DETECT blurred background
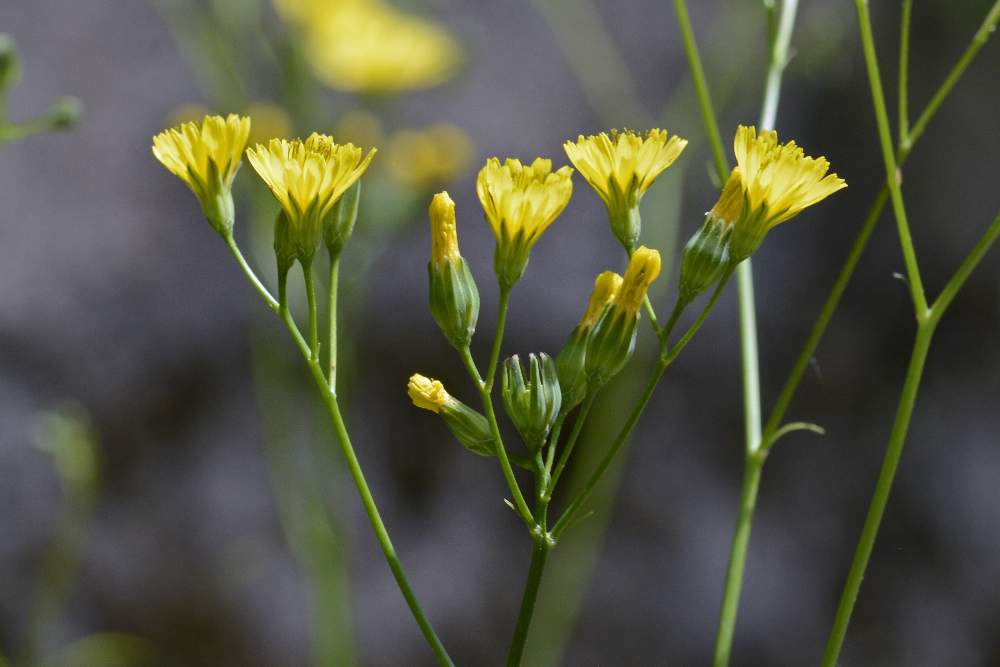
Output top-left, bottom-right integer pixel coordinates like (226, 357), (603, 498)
(1, 0), (999, 665)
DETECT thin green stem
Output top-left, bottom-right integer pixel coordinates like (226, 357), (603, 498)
(855, 0), (928, 317)
(642, 295), (661, 335)
(303, 261), (319, 360)
(898, 0), (912, 144)
(543, 413), (566, 480)
(664, 270), (734, 364)
(658, 297), (688, 353)
(327, 255), (340, 390)
(549, 393), (597, 494)
(486, 288), (512, 390)
(459, 345), (535, 527)
(712, 453), (764, 667)
(225, 235), (280, 312)
(672, 0), (729, 182)
(736, 260), (763, 455)
(506, 539), (552, 667)
(821, 324), (935, 667)
(931, 210), (1000, 320)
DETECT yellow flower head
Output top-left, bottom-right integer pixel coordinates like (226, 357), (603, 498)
(476, 157), (574, 287)
(387, 124), (474, 189)
(710, 169), (746, 226)
(612, 246), (662, 318)
(152, 113), (250, 235)
(246, 133), (376, 262)
(279, 0), (461, 93)
(564, 129), (688, 248)
(246, 102), (293, 145)
(580, 271), (623, 329)
(429, 191), (460, 266)
(407, 373), (454, 413)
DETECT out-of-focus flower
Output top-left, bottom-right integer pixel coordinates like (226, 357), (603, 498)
(0, 33), (23, 91)
(246, 102), (293, 145)
(727, 125), (846, 260)
(476, 157), (574, 288)
(564, 129), (688, 250)
(246, 133), (375, 263)
(334, 110), (385, 152)
(152, 114), (250, 236)
(387, 124), (474, 189)
(276, 0), (461, 93)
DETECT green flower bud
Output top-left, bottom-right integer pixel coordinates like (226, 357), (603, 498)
(408, 374), (494, 457)
(427, 192), (480, 349)
(47, 96), (83, 130)
(678, 214), (731, 303)
(502, 353), (562, 450)
(0, 34), (21, 92)
(324, 179), (361, 258)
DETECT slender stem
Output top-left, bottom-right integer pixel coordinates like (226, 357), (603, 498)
(657, 297), (688, 356)
(672, 0), (729, 182)
(226, 236), (453, 665)
(898, 0), (912, 144)
(459, 345), (535, 527)
(506, 539), (552, 667)
(549, 393), (597, 494)
(821, 324), (935, 667)
(303, 261), (320, 360)
(327, 254), (340, 390)
(930, 210), (1000, 321)
(735, 260), (763, 455)
(486, 288), (511, 390)
(712, 453), (764, 667)
(664, 270), (734, 363)
(642, 295), (662, 335)
(855, 0), (928, 317)
(543, 413), (566, 479)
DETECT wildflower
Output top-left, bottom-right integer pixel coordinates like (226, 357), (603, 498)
(246, 133), (375, 264)
(556, 272), (623, 409)
(677, 170), (741, 302)
(152, 114), (251, 237)
(564, 129), (688, 250)
(476, 157), (574, 289)
(727, 125), (846, 260)
(0, 34), (21, 91)
(427, 192), (480, 349)
(245, 102), (293, 145)
(502, 353), (562, 450)
(408, 374), (493, 456)
(585, 247), (661, 386)
(387, 124), (474, 189)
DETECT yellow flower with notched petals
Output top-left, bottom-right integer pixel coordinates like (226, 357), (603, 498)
(407, 374), (454, 413)
(727, 125), (846, 260)
(246, 133), (376, 263)
(476, 157), (574, 288)
(152, 114), (250, 236)
(564, 129), (687, 249)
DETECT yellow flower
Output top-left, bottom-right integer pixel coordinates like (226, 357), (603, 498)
(429, 191), (460, 267)
(476, 157), (574, 288)
(612, 246), (662, 318)
(564, 129), (688, 249)
(728, 125), (846, 259)
(245, 102), (293, 145)
(387, 124), (474, 189)
(407, 373), (454, 413)
(152, 113), (250, 236)
(580, 271), (623, 329)
(427, 191), (480, 348)
(278, 0), (461, 93)
(246, 133), (376, 262)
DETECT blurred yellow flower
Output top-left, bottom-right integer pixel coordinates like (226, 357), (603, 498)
(612, 246), (661, 318)
(564, 129), (688, 249)
(387, 124), (474, 189)
(245, 102), (293, 145)
(152, 113), (250, 236)
(408, 373), (453, 413)
(334, 110), (385, 152)
(276, 0), (461, 93)
(246, 133), (376, 261)
(476, 157), (574, 287)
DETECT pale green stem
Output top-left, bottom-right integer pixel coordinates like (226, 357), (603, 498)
(543, 414), (566, 481)
(303, 261), (320, 360)
(327, 254), (340, 390)
(549, 393), (597, 494)
(898, 0), (912, 144)
(931, 210), (1000, 320)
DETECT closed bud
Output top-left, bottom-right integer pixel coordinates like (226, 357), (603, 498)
(556, 271), (622, 409)
(502, 353), (562, 450)
(678, 214), (731, 302)
(427, 192), (480, 349)
(324, 179), (361, 258)
(407, 374), (494, 457)
(0, 34), (21, 91)
(47, 96), (83, 130)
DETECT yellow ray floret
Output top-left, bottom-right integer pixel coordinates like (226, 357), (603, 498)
(152, 113), (250, 203)
(429, 191), (460, 266)
(564, 129), (687, 207)
(733, 125), (846, 227)
(408, 374), (454, 413)
(580, 271), (623, 329)
(476, 157), (574, 247)
(613, 247), (662, 318)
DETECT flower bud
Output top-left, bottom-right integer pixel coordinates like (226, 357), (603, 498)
(408, 374), (494, 456)
(0, 34), (21, 91)
(502, 353), (562, 450)
(47, 96), (83, 130)
(324, 179), (361, 258)
(585, 247), (660, 386)
(556, 271), (622, 410)
(427, 192), (480, 349)
(678, 214), (731, 302)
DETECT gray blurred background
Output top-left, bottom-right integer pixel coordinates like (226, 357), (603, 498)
(2, 0), (999, 665)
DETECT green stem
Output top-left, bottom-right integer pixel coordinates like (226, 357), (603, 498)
(656, 297), (688, 356)
(327, 255), (340, 389)
(549, 393), (597, 494)
(711, 453), (764, 667)
(225, 235), (280, 312)
(486, 288), (512, 389)
(664, 270), (733, 363)
(506, 539), (552, 667)
(930, 210), (1000, 321)
(898, 0), (912, 144)
(855, 0), (927, 317)
(735, 260), (763, 455)
(820, 324), (934, 667)
(303, 261), (319, 360)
